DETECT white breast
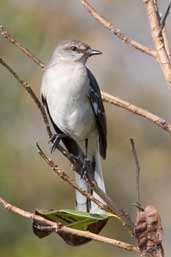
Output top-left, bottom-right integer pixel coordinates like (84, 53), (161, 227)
(41, 61), (96, 141)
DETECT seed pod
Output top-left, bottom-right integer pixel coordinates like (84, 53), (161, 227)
(134, 205), (163, 255)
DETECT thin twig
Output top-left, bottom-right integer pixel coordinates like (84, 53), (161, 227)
(36, 143), (134, 232)
(102, 91), (171, 134)
(86, 177), (133, 231)
(36, 143), (111, 214)
(80, 0), (156, 57)
(0, 25), (45, 69)
(156, 0), (171, 76)
(130, 139), (141, 206)
(157, 1), (171, 60)
(0, 57), (52, 138)
(143, 0), (171, 91)
(0, 197), (139, 253)
(162, 28), (171, 61)
(0, 57), (134, 231)
(154, 0), (171, 61)
(130, 138), (164, 257)
(159, 2), (171, 35)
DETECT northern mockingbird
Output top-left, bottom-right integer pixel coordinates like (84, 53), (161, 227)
(41, 40), (107, 214)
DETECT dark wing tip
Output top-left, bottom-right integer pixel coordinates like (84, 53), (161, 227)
(100, 143), (107, 159)
(87, 69), (107, 159)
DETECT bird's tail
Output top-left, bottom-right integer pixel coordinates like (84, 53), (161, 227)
(75, 152), (106, 214)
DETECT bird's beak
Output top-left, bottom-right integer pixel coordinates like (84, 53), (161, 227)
(87, 48), (102, 56)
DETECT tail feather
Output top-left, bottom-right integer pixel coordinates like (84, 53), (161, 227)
(75, 152), (106, 214)
(91, 152), (106, 214)
(75, 172), (91, 212)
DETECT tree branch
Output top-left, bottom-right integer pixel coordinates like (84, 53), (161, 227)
(80, 0), (156, 57)
(37, 143), (113, 214)
(130, 139), (141, 206)
(1, 56), (170, 234)
(102, 91), (171, 134)
(0, 57), (52, 138)
(0, 197), (139, 253)
(159, 2), (171, 35)
(0, 25), (45, 69)
(143, 0), (171, 90)
(156, 0), (171, 62)
(0, 57), (134, 232)
(36, 143), (134, 232)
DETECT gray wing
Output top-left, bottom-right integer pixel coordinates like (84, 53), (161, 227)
(87, 69), (107, 159)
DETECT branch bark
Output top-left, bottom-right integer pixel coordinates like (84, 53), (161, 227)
(102, 91), (171, 133)
(80, 0), (156, 57)
(143, 0), (171, 90)
(37, 143), (134, 232)
(0, 58), (52, 138)
(0, 197), (139, 253)
(0, 25), (44, 69)
(0, 58), (134, 232)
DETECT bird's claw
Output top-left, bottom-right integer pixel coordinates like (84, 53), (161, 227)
(49, 133), (67, 153)
(81, 159), (91, 179)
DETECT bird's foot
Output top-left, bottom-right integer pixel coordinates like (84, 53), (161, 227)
(49, 133), (67, 153)
(81, 158), (91, 179)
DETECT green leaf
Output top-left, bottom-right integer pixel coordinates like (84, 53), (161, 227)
(35, 209), (115, 230)
(32, 209), (119, 245)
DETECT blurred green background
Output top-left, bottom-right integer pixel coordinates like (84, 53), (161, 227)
(1, 0), (171, 256)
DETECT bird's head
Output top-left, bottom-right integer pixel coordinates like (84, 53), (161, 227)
(52, 40), (102, 64)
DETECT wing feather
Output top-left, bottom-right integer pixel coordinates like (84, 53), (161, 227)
(87, 69), (107, 159)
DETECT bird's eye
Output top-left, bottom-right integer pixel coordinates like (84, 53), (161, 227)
(71, 46), (77, 51)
